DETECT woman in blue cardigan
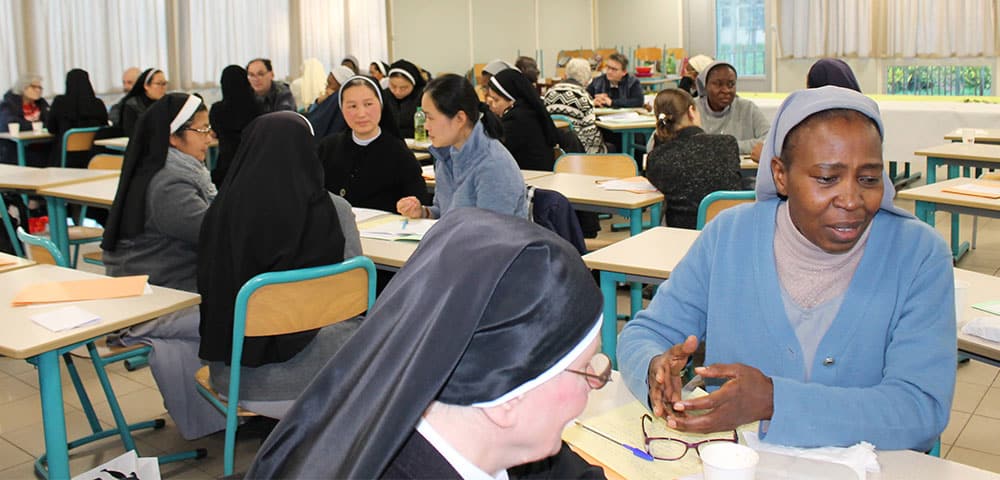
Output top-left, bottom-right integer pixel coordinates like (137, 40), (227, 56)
(397, 74), (527, 220)
(618, 86), (955, 452)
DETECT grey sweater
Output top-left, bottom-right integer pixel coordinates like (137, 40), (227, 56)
(697, 96), (770, 155)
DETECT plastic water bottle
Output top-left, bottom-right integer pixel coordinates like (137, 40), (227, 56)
(414, 107), (427, 143)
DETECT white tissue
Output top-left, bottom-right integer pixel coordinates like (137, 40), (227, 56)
(962, 316), (1000, 342)
(742, 431), (879, 480)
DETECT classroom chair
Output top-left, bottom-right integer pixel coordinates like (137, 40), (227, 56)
(554, 153), (637, 178)
(15, 227), (205, 478)
(58, 127), (101, 168)
(195, 256), (377, 476)
(696, 190), (756, 230)
(550, 114), (575, 133)
(70, 154), (124, 267)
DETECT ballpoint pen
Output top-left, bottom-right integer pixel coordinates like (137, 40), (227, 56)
(401, 218), (408, 230)
(574, 421), (654, 461)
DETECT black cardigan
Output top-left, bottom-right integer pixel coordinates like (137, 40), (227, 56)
(501, 104), (555, 171)
(318, 131), (428, 212)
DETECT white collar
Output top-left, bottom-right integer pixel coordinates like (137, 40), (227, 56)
(352, 127), (381, 146)
(416, 418), (509, 480)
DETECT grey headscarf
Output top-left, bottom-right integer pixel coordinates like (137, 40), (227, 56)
(484, 59), (514, 76)
(754, 86), (911, 218)
(695, 60), (735, 99)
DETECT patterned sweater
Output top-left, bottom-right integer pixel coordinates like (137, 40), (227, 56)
(544, 82), (607, 154)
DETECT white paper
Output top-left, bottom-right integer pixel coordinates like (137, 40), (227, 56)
(30, 306), (100, 332)
(72, 450), (161, 480)
(962, 316), (1000, 342)
(948, 182), (1000, 196)
(599, 111), (643, 122)
(421, 165), (435, 178)
(405, 138), (431, 149)
(351, 207), (392, 224)
(360, 218), (436, 241)
(742, 432), (879, 480)
(598, 179), (658, 192)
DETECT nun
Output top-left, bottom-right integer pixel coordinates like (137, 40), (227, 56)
(677, 54), (713, 97)
(46, 69), (108, 168)
(101, 93), (225, 439)
(695, 61), (769, 160)
(386, 59), (427, 138)
(318, 75), (427, 212)
(209, 65), (264, 187)
(485, 69), (560, 171)
(369, 60), (391, 89)
(807, 58), (862, 92)
(305, 65), (356, 139)
(619, 86), (955, 451)
(341, 55), (361, 75)
(119, 68), (169, 137)
(247, 208), (608, 479)
(198, 111), (362, 419)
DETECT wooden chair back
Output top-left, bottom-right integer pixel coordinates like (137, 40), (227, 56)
(634, 47), (663, 63)
(554, 154), (638, 178)
(65, 129), (98, 152)
(696, 191), (755, 230)
(88, 154), (124, 171)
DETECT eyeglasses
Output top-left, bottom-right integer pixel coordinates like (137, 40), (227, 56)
(185, 126), (213, 135)
(641, 414), (737, 460)
(28, 84), (43, 91)
(565, 352), (612, 389)
(151, 81), (168, 87)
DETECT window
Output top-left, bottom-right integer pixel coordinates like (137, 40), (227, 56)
(715, 0), (765, 77)
(885, 65), (992, 96)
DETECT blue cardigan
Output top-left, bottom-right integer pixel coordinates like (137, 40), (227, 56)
(428, 121), (528, 219)
(618, 198), (955, 452)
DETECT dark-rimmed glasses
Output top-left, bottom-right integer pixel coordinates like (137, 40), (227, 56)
(565, 352), (612, 389)
(641, 413), (737, 461)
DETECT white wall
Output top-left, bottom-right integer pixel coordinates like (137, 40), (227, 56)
(595, 0), (682, 54)
(537, 0), (593, 79)
(389, 0), (471, 76)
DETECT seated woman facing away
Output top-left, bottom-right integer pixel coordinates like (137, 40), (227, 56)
(695, 61), (769, 160)
(645, 88), (741, 229)
(101, 93), (225, 439)
(397, 74), (527, 220)
(248, 208), (608, 479)
(319, 75), (427, 213)
(807, 58), (862, 92)
(209, 65), (264, 187)
(619, 86), (955, 452)
(486, 68), (560, 171)
(198, 111), (362, 419)
(544, 57), (606, 154)
(46, 69), (108, 168)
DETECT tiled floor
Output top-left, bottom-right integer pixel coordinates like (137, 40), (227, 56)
(2, 194), (1000, 478)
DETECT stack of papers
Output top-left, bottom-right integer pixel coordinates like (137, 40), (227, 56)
(360, 218), (436, 242)
(352, 207), (393, 224)
(421, 165), (435, 180)
(941, 181), (1000, 199)
(11, 275), (149, 306)
(31, 306), (100, 332)
(973, 300), (1000, 315)
(599, 111), (645, 123)
(596, 176), (659, 193)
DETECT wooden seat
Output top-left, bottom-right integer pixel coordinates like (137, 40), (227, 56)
(82, 250), (103, 266)
(88, 154), (124, 171)
(194, 367), (259, 417)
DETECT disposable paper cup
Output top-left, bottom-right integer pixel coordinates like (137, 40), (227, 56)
(955, 279), (971, 326)
(962, 128), (976, 144)
(7, 122), (19, 134)
(700, 443), (758, 480)
(31, 121), (43, 133)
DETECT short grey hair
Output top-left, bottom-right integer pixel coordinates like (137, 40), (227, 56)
(13, 74), (42, 93)
(565, 58), (592, 86)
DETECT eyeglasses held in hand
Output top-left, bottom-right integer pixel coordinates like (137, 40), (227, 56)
(641, 413), (737, 461)
(565, 352), (613, 389)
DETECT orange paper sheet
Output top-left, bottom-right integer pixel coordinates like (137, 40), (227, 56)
(12, 275), (149, 306)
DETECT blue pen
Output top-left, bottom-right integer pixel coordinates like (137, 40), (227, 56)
(574, 421), (654, 462)
(401, 218), (408, 230)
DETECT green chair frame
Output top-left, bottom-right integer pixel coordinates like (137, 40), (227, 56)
(196, 256), (377, 476)
(550, 114), (576, 133)
(696, 190), (756, 230)
(16, 228), (205, 478)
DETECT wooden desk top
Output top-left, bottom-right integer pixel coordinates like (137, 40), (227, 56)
(0, 253), (35, 273)
(944, 128), (1000, 143)
(414, 152), (431, 162)
(595, 118), (657, 131)
(0, 264), (199, 359)
(37, 176), (120, 206)
(582, 227), (699, 278)
(526, 173), (663, 209)
(0, 131), (54, 141)
(0, 167), (119, 191)
(594, 107), (648, 116)
(896, 178), (1000, 212)
(360, 237), (418, 269)
(956, 268), (1000, 365)
(740, 157), (759, 170)
(914, 143), (1000, 162)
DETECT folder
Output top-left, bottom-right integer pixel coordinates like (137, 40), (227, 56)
(12, 275), (149, 306)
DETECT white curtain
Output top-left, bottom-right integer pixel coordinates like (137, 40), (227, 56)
(777, 0), (873, 58)
(186, 0), (291, 87)
(10, 0), (168, 95)
(0, 0), (23, 91)
(298, 0), (346, 73)
(877, 0), (996, 57)
(345, 0), (389, 69)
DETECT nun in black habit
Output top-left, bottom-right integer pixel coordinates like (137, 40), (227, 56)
(198, 111), (362, 418)
(318, 75), (427, 213)
(487, 69), (560, 171)
(247, 208), (608, 479)
(806, 58), (862, 92)
(46, 69), (108, 168)
(209, 65), (264, 187)
(386, 59), (427, 138)
(118, 68), (168, 137)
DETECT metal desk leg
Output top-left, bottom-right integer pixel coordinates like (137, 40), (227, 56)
(926, 158), (938, 184)
(621, 131), (636, 158)
(599, 270), (623, 368)
(629, 208), (642, 236)
(15, 139), (26, 166)
(36, 351), (70, 479)
(630, 282), (642, 319)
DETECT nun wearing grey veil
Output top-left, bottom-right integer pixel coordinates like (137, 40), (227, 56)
(619, 86), (955, 452)
(247, 208), (607, 479)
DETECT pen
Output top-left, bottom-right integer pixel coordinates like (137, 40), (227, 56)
(401, 219), (408, 230)
(574, 421), (654, 462)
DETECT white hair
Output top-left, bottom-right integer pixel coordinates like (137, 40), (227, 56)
(565, 58), (592, 86)
(13, 74), (41, 93)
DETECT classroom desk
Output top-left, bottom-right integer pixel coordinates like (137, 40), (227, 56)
(0, 252), (35, 272)
(944, 128), (1000, 145)
(36, 176), (120, 263)
(896, 177), (1000, 261)
(571, 371), (1000, 480)
(915, 143), (1000, 184)
(0, 264), (200, 479)
(95, 136), (220, 170)
(581, 227), (700, 363)
(0, 130), (54, 166)
(636, 74), (680, 93)
(956, 268), (1000, 368)
(595, 118), (656, 159)
(421, 166), (552, 190)
(740, 156), (759, 176)
(526, 173), (663, 236)
(359, 237), (417, 272)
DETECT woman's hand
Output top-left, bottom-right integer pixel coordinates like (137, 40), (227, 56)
(396, 196), (424, 218)
(648, 335), (699, 419)
(667, 363), (774, 433)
